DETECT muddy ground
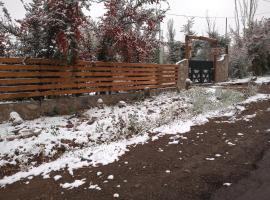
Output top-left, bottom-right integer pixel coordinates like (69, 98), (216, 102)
(0, 85), (270, 200)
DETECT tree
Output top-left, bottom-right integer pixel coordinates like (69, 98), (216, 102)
(97, 0), (168, 63)
(229, 0), (260, 78)
(246, 18), (270, 75)
(0, 0), (90, 63)
(181, 17), (196, 36)
(166, 19), (181, 63)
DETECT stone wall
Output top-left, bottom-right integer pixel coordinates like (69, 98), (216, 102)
(176, 59), (189, 90)
(0, 88), (176, 123)
(215, 54), (229, 82)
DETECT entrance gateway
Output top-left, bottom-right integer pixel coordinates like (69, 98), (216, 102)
(185, 35), (218, 84)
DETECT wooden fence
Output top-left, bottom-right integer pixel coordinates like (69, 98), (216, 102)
(0, 57), (178, 100)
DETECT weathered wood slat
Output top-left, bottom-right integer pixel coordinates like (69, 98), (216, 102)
(0, 65), (161, 72)
(0, 85), (159, 100)
(0, 77), (158, 85)
(0, 81), (158, 92)
(0, 71), (158, 78)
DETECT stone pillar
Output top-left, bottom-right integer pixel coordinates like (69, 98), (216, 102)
(215, 54), (229, 82)
(176, 59), (189, 91)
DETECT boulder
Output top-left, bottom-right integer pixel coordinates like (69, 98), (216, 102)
(87, 117), (98, 125)
(9, 112), (23, 126)
(185, 78), (193, 90)
(118, 101), (127, 108)
(97, 98), (104, 109)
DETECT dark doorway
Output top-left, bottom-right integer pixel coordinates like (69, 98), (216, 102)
(189, 60), (214, 83)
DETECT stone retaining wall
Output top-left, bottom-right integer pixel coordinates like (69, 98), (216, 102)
(0, 88), (176, 123)
(215, 54), (229, 82)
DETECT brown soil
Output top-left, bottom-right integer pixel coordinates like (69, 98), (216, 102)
(0, 85), (270, 200)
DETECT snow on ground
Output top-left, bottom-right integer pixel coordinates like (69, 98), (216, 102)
(217, 76), (270, 86)
(60, 179), (86, 189)
(0, 86), (270, 188)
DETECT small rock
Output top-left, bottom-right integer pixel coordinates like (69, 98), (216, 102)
(172, 97), (180, 102)
(12, 127), (23, 135)
(185, 78), (193, 90)
(97, 98), (104, 109)
(9, 112), (23, 126)
(66, 123), (74, 129)
(118, 101), (127, 108)
(147, 109), (155, 115)
(87, 117), (97, 125)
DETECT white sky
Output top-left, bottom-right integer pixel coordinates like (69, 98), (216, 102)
(1, 0), (270, 41)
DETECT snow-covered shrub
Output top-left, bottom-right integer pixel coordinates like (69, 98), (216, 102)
(229, 45), (251, 78)
(216, 89), (245, 107)
(246, 18), (270, 75)
(185, 87), (216, 114)
(50, 125), (60, 136)
(245, 82), (259, 97)
(187, 87), (244, 114)
(111, 113), (148, 140)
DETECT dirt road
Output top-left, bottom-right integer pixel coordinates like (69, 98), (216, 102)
(0, 85), (270, 200)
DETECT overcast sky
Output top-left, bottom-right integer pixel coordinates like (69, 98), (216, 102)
(1, 0), (270, 41)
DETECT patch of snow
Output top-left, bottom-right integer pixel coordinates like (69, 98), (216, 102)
(54, 175), (62, 181)
(43, 174), (50, 179)
(60, 179), (86, 189)
(237, 133), (244, 136)
(215, 154), (222, 157)
(89, 183), (101, 190)
(169, 140), (179, 145)
(97, 171), (102, 176)
(223, 183), (232, 187)
(217, 76), (270, 86)
(165, 170), (171, 174)
(107, 175), (114, 180)
(243, 114), (256, 121)
(151, 136), (159, 141)
(113, 193), (120, 198)
(205, 158), (215, 161)
(227, 142), (236, 146)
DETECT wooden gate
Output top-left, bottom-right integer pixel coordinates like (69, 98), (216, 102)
(189, 60), (214, 83)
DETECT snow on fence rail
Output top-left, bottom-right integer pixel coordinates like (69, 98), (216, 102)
(0, 57), (178, 100)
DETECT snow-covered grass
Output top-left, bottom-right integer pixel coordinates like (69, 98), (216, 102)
(0, 86), (269, 188)
(217, 76), (270, 86)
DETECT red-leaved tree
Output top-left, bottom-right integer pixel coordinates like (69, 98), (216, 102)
(97, 0), (168, 63)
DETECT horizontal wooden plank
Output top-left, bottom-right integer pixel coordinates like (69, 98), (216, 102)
(0, 80), (158, 92)
(0, 65), (160, 72)
(0, 71), (159, 78)
(0, 77), (158, 85)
